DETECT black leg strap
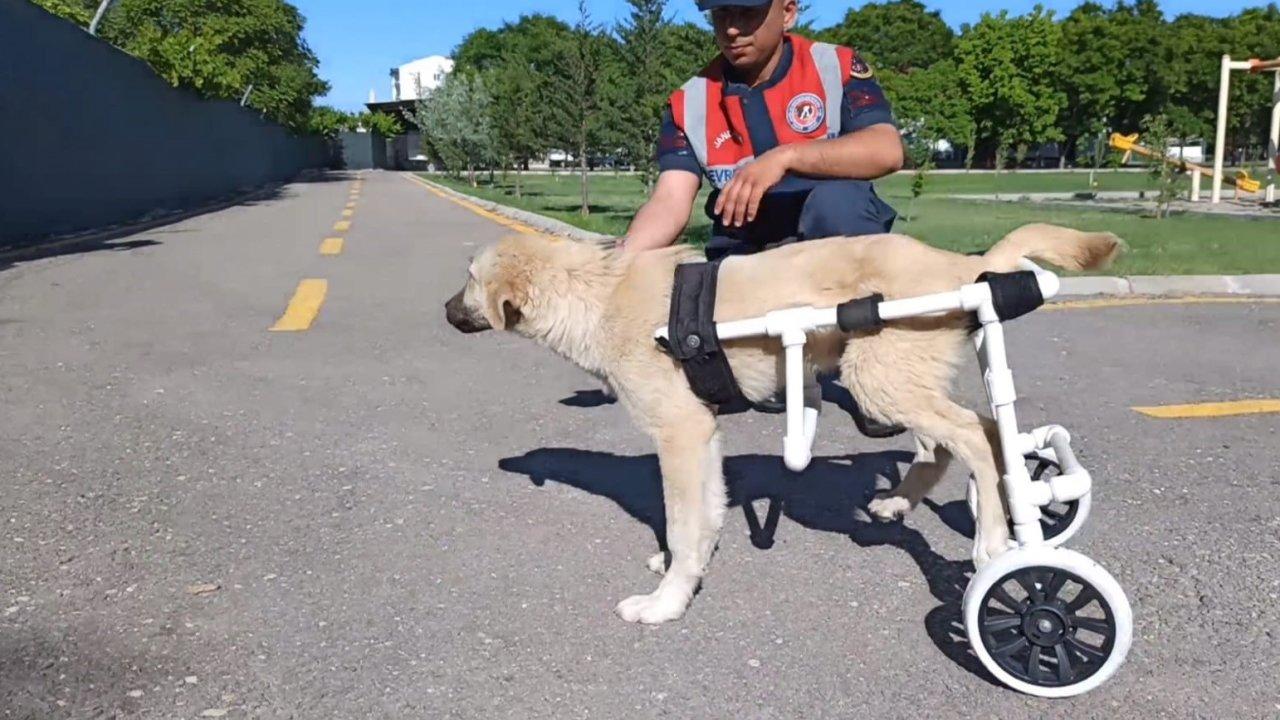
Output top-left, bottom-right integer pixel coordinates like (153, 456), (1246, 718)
(977, 270), (1044, 321)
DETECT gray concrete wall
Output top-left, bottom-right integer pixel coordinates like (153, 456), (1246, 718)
(0, 0), (334, 245)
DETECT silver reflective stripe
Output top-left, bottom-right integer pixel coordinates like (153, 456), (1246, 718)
(811, 42), (843, 138)
(680, 77), (709, 168)
(705, 157), (756, 189)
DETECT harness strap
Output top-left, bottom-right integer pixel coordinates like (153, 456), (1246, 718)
(665, 261), (748, 409)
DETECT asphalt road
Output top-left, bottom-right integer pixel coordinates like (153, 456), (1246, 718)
(1, 171), (1278, 719)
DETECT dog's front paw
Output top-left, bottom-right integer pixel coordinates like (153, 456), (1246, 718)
(868, 495), (912, 522)
(646, 551), (668, 576)
(614, 590), (687, 625)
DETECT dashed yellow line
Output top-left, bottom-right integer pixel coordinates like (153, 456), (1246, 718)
(1133, 399), (1280, 419)
(1046, 296), (1280, 311)
(345, 202), (356, 210)
(269, 279), (328, 332)
(341, 208), (354, 218)
(333, 220), (351, 232)
(319, 238), (344, 256)
(404, 174), (537, 234)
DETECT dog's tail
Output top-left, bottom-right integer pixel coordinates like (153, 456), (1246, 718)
(982, 223), (1124, 273)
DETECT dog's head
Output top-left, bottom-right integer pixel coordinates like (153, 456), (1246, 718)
(444, 239), (529, 334)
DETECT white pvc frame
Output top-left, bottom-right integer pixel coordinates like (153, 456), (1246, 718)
(1212, 55), (1280, 204)
(653, 259), (1092, 547)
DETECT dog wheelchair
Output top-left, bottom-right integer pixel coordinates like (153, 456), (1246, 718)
(654, 260), (1132, 698)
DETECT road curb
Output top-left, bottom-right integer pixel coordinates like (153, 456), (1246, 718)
(411, 173), (1280, 298)
(409, 174), (613, 244)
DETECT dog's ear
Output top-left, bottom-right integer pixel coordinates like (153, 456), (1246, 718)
(480, 275), (524, 331)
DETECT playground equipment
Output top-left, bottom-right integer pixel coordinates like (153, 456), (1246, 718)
(1212, 55), (1280, 204)
(1109, 132), (1261, 201)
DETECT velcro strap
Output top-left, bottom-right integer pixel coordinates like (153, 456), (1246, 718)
(665, 261), (747, 408)
(977, 270), (1044, 322)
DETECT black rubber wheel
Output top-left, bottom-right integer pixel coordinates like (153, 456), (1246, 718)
(1023, 457), (1080, 542)
(976, 565), (1119, 688)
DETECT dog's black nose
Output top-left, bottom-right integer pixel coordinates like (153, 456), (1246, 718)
(444, 290), (490, 333)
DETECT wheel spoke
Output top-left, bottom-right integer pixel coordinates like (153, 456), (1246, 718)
(1071, 616), (1113, 637)
(1066, 636), (1107, 663)
(990, 586), (1025, 612)
(1014, 573), (1044, 603)
(983, 613), (1021, 633)
(1054, 642), (1075, 683)
(993, 635), (1030, 658)
(1044, 571), (1069, 599)
(1067, 586), (1099, 613)
(1027, 646), (1043, 682)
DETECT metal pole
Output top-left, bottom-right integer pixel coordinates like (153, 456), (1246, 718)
(1212, 55), (1231, 204)
(1268, 70), (1279, 204)
(88, 0), (113, 36)
(240, 83), (254, 107)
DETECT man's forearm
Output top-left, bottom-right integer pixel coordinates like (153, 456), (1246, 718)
(777, 124), (904, 181)
(622, 191), (691, 252)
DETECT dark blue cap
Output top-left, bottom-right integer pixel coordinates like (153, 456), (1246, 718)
(696, 0), (771, 9)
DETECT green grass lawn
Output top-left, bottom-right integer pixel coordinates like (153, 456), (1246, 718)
(427, 170), (1280, 276)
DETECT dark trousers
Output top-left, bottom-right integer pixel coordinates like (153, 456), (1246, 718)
(704, 179), (898, 262)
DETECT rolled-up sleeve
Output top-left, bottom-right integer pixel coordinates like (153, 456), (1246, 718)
(840, 76), (897, 134)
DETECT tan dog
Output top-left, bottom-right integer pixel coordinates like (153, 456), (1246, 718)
(445, 224), (1122, 625)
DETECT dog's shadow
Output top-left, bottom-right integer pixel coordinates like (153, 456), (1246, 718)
(498, 448), (993, 684)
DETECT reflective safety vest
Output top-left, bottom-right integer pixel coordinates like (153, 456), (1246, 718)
(669, 34), (868, 190)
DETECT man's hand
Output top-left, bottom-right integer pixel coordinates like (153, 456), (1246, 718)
(620, 170), (701, 253)
(713, 146), (793, 227)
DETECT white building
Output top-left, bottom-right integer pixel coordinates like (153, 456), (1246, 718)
(390, 56), (454, 102)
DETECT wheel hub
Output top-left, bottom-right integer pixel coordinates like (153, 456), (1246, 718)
(1022, 603), (1069, 647)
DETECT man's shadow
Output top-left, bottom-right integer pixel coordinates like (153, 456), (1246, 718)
(498, 447), (994, 684)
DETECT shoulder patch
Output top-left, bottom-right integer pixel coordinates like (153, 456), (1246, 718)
(850, 51), (874, 80)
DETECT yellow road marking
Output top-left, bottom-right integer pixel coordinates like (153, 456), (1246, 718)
(345, 202), (356, 210)
(319, 237), (344, 256)
(1133, 399), (1280, 419)
(1046, 296), (1280, 311)
(404, 174), (537, 234)
(333, 220), (350, 232)
(269, 279), (328, 332)
(342, 209), (354, 218)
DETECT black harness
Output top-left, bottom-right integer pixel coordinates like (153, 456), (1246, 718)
(658, 260), (1043, 411)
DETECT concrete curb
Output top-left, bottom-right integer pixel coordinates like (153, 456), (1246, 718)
(412, 173), (1280, 298)
(410, 174), (613, 244)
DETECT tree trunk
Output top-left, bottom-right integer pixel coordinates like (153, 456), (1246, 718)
(579, 127), (589, 217)
(515, 166), (522, 199)
(468, 162), (476, 188)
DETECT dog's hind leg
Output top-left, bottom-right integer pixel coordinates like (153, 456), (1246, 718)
(841, 329), (1010, 566)
(616, 411), (726, 625)
(868, 435), (954, 521)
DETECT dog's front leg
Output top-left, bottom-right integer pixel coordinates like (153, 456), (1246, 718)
(616, 425), (726, 625)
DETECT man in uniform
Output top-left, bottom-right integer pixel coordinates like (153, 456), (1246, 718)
(617, 0), (906, 435)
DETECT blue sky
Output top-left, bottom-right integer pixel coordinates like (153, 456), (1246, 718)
(295, 0), (1262, 111)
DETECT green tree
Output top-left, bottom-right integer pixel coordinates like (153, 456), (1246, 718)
(818, 0), (955, 72)
(307, 106), (357, 137)
(91, 0), (328, 132)
(30, 0), (97, 25)
(1140, 112), (1180, 218)
(879, 59), (973, 160)
(956, 7), (1066, 167)
(413, 72), (499, 186)
(615, 0), (677, 190)
(555, 0), (612, 215)
(483, 52), (549, 197)
(1056, 2), (1149, 167)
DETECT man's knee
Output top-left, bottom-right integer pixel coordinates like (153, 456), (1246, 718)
(798, 180), (897, 241)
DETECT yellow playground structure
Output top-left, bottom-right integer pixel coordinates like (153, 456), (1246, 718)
(1109, 132), (1262, 199)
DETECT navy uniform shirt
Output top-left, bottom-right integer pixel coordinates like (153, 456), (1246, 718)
(656, 39), (897, 243)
